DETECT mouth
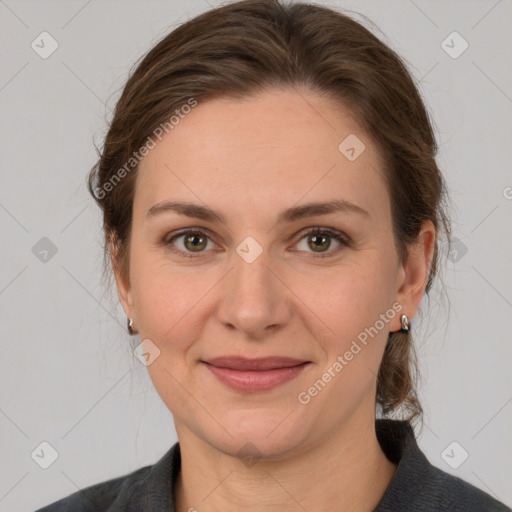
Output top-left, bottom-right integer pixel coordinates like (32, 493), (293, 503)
(201, 356), (311, 392)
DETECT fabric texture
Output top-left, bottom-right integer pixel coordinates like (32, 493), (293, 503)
(35, 419), (510, 511)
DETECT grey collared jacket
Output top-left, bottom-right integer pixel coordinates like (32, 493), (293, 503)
(35, 419), (511, 511)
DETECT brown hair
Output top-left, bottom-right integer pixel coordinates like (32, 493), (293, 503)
(87, 0), (451, 426)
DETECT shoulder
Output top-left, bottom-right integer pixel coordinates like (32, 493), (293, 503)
(375, 419), (510, 512)
(34, 442), (180, 512)
(34, 465), (151, 512)
(424, 464), (511, 512)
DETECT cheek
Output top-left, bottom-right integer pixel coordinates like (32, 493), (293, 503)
(129, 243), (201, 332)
(302, 259), (395, 340)
(297, 269), (394, 416)
(294, 254), (396, 394)
(134, 265), (210, 417)
(134, 272), (206, 343)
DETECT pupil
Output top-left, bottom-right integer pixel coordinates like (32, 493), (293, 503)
(187, 234), (204, 250)
(311, 234), (329, 251)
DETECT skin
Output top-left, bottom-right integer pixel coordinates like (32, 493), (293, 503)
(113, 87), (436, 511)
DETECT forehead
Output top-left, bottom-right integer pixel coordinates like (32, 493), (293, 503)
(134, 88), (388, 222)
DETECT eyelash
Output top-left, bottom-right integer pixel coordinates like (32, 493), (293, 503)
(163, 227), (350, 260)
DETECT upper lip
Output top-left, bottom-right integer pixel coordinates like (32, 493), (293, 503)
(202, 356), (309, 371)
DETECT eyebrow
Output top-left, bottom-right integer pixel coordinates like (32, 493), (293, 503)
(146, 199), (370, 225)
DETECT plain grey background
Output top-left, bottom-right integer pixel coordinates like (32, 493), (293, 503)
(0, 0), (511, 510)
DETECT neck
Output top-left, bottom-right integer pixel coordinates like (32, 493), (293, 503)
(174, 409), (397, 512)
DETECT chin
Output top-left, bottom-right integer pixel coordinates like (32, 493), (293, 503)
(214, 432), (305, 463)
(198, 408), (316, 463)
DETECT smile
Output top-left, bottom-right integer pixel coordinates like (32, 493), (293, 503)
(201, 359), (311, 392)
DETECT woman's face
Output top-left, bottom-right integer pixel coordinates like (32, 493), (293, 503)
(115, 87), (432, 459)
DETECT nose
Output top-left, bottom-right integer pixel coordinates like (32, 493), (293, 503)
(216, 247), (292, 339)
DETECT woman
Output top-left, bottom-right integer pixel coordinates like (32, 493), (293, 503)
(36, 0), (510, 510)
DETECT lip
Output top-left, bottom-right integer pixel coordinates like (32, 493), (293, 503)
(201, 356), (311, 392)
(203, 356), (308, 371)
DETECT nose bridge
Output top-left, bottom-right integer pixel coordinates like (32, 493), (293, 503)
(217, 242), (289, 336)
(233, 246), (273, 298)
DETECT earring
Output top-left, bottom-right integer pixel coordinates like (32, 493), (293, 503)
(127, 317), (136, 335)
(400, 314), (410, 333)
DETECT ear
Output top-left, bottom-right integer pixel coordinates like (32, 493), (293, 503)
(110, 237), (135, 320)
(393, 220), (436, 330)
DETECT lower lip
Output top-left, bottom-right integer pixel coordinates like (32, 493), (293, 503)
(202, 362), (310, 392)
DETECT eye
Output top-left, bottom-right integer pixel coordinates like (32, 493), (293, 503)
(163, 227), (350, 259)
(164, 229), (216, 258)
(294, 227), (350, 259)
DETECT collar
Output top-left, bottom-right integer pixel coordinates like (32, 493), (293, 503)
(139, 419), (430, 511)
